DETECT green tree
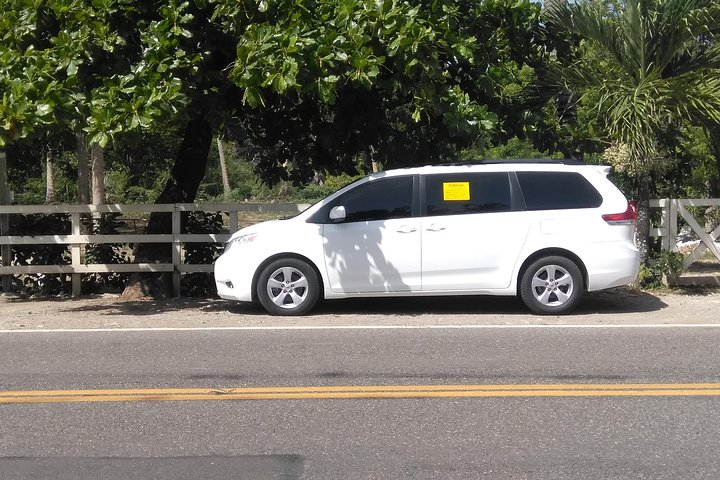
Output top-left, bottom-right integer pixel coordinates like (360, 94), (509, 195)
(0, 0), (198, 210)
(545, 0), (720, 262)
(1, 0), (195, 143)
(2, 0), (547, 297)
(129, 0), (546, 296)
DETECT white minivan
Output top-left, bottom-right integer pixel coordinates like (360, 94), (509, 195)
(214, 161), (640, 315)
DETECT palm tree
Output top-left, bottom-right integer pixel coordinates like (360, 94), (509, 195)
(545, 0), (720, 262)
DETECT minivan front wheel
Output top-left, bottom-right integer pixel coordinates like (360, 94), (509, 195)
(520, 256), (583, 315)
(256, 258), (320, 315)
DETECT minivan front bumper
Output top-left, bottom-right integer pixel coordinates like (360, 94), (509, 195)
(214, 250), (255, 302)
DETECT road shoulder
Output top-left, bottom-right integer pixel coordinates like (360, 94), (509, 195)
(1, 288), (719, 330)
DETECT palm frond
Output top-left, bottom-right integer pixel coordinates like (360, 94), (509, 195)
(545, 0), (720, 172)
(596, 78), (668, 158)
(544, 1), (630, 76)
(666, 71), (720, 123)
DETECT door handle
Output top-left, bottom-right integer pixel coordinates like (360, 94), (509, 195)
(396, 226), (417, 234)
(426, 224), (446, 232)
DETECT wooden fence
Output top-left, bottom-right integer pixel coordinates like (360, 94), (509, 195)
(650, 198), (720, 270)
(2, 198), (719, 297)
(0, 203), (309, 297)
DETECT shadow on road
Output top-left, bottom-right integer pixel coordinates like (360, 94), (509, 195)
(37, 287), (670, 317)
(302, 288), (668, 316)
(0, 456), (304, 480)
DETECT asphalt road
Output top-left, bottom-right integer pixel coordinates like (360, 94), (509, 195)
(2, 325), (720, 479)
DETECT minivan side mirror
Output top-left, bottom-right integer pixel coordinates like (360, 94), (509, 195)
(329, 205), (346, 223)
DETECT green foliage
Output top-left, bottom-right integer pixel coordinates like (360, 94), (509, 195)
(82, 214), (130, 294)
(676, 126), (719, 198)
(103, 123), (179, 202)
(206, 0), (546, 183)
(3, 0), (549, 187)
(8, 214), (71, 296)
(225, 0), (481, 109)
(197, 140), (365, 203)
(322, 172), (364, 191)
(545, 0), (720, 174)
(293, 173), (364, 202)
(478, 136), (562, 160)
(638, 250), (685, 288)
(197, 151), (287, 202)
(0, 0), (196, 148)
(181, 211), (224, 297)
(12, 174), (75, 205)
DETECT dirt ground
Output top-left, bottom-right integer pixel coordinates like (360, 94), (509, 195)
(1, 287), (719, 330)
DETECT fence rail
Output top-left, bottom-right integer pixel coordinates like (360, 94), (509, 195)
(0, 203), (309, 296)
(3, 198), (719, 296)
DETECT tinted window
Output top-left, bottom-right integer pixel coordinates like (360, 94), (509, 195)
(424, 173), (511, 216)
(517, 172), (602, 210)
(329, 176), (413, 223)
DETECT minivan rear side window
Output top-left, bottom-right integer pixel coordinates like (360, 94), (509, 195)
(516, 172), (602, 210)
(424, 173), (511, 216)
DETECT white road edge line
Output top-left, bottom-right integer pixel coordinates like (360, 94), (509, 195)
(2, 324), (720, 333)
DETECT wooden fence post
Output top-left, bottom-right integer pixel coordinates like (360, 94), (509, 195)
(668, 199), (678, 252)
(0, 151), (12, 294)
(658, 198), (679, 252)
(71, 213), (81, 297)
(660, 199), (670, 251)
(172, 207), (181, 297)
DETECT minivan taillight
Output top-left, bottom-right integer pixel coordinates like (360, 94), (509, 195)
(602, 201), (637, 225)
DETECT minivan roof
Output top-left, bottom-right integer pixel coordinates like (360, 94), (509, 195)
(366, 161), (610, 178)
(442, 158), (586, 166)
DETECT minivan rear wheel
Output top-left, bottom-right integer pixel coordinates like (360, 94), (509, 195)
(256, 258), (320, 316)
(520, 256), (583, 315)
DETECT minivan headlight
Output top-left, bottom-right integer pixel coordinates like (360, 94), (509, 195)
(224, 232), (258, 253)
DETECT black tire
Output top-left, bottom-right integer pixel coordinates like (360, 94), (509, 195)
(520, 256), (583, 315)
(256, 258), (320, 316)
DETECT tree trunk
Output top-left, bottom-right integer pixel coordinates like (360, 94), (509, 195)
(76, 133), (90, 205)
(121, 110), (213, 299)
(635, 174), (652, 265)
(369, 145), (379, 173)
(217, 137), (231, 199)
(91, 143), (105, 205)
(45, 144), (57, 205)
(0, 151), (12, 294)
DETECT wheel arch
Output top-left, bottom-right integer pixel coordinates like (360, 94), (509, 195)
(517, 248), (589, 291)
(251, 253), (325, 303)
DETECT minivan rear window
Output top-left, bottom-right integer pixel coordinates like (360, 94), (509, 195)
(516, 172), (602, 210)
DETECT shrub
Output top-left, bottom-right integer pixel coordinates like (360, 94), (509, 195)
(82, 214), (131, 294)
(181, 211), (225, 297)
(8, 214), (71, 296)
(638, 250), (684, 288)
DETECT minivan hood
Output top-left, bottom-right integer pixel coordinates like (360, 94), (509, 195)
(227, 219), (284, 242)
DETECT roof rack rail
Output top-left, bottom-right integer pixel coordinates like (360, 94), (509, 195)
(481, 158), (586, 165)
(437, 158), (587, 167)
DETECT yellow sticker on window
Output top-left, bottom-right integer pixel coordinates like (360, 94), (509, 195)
(443, 182), (470, 201)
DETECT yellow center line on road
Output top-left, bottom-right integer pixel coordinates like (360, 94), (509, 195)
(2, 383), (720, 404)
